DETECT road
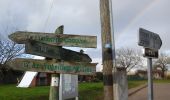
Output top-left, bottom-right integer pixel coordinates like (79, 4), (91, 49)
(129, 83), (170, 100)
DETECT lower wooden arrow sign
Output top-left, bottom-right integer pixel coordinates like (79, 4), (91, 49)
(25, 41), (92, 62)
(7, 58), (97, 75)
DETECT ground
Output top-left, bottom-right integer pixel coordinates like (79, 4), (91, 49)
(129, 83), (170, 100)
(0, 80), (145, 100)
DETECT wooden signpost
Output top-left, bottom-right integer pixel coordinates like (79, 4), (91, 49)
(8, 26), (97, 100)
(7, 58), (96, 75)
(25, 41), (92, 62)
(9, 31), (97, 48)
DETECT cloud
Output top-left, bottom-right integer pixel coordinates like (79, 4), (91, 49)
(115, 0), (170, 50)
(0, 0), (170, 71)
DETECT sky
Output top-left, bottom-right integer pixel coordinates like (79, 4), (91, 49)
(0, 0), (170, 71)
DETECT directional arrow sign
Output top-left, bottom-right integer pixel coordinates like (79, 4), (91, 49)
(25, 41), (92, 62)
(7, 58), (97, 75)
(138, 28), (162, 50)
(9, 31), (97, 48)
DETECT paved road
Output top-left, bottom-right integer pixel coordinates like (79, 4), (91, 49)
(129, 83), (170, 100)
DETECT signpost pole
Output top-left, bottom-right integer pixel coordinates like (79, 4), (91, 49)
(49, 25), (64, 100)
(49, 74), (60, 100)
(147, 58), (153, 100)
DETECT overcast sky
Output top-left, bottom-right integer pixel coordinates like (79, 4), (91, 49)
(0, 0), (170, 71)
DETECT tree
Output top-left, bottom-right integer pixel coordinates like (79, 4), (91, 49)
(116, 48), (142, 72)
(0, 40), (23, 65)
(0, 13), (25, 83)
(154, 53), (169, 78)
(0, 40), (24, 83)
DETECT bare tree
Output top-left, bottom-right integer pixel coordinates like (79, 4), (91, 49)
(154, 53), (169, 78)
(0, 40), (24, 82)
(0, 40), (23, 65)
(116, 48), (142, 72)
(0, 12), (25, 83)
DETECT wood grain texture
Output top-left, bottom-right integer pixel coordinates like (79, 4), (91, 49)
(49, 74), (59, 100)
(7, 58), (97, 75)
(100, 0), (114, 100)
(25, 41), (92, 62)
(8, 31), (97, 48)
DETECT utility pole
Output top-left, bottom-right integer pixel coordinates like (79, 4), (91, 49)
(100, 0), (115, 100)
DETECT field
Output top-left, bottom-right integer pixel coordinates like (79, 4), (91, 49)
(0, 80), (149, 100)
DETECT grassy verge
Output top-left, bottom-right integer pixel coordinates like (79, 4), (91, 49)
(153, 79), (170, 83)
(128, 80), (147, 89)
(0, 85), (49, 100)
(0, 80), (146, 100)
(79, 82), (103, 100)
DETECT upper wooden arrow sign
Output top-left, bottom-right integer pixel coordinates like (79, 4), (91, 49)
(25, 41), (92, 62)
(7, 58), (97, 75)
(8, 31), (97, 48)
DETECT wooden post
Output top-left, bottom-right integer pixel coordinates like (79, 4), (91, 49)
(49, 74), (60, 100)
(49, 25), (64, 100)
(100, 0), (114, 100)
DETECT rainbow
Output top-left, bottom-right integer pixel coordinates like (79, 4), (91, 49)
(116, 0), (161, 40)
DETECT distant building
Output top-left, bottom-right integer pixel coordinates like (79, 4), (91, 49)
(30, 73), (51, 87)
(24, 72), (95, 87)
(128, 69), (163, 80)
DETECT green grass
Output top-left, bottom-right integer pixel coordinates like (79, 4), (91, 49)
(0, 85), (49, 100)
(153, 79), (170, 83)
(0, 79), (169, 100)
(128, 80), (147, 89)
(129, 79), (170, 84)
(79, 82), (103, 100)
(0, 81), (146, 100)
